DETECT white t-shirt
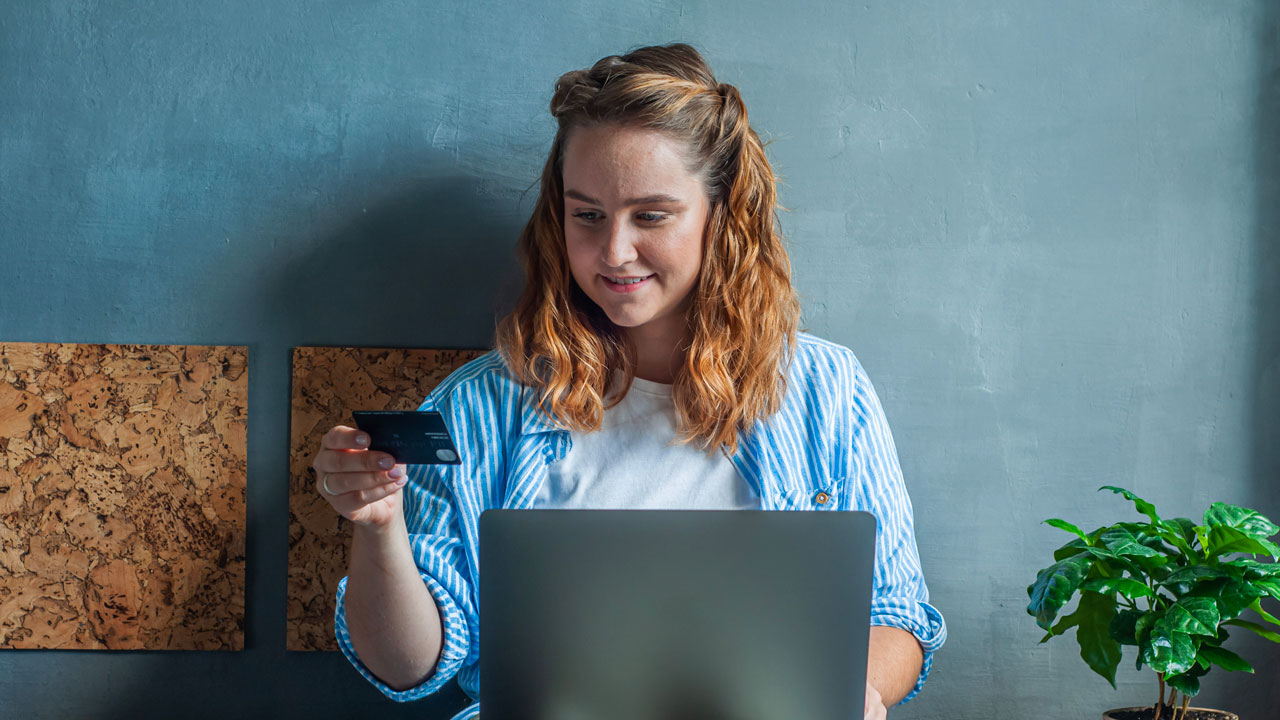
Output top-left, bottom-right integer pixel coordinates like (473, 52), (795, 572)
(532, 375), (759, 510)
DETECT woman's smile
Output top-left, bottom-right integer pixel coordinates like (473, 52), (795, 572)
(602, 274), (655, 292)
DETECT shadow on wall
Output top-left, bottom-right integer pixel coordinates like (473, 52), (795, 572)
(268, 156), (529, 718)
(79, 154), (530, 719)
(255, 156), (529, 716)
(269, 156), (528, 349)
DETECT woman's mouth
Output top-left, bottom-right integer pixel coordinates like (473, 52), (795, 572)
(602, 274), (654, 293)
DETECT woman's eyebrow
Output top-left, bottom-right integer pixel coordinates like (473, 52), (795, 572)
(565, 189), (685, 206)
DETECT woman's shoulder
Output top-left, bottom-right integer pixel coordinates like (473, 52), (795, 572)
(794, 330), (853, 356)
(791, 330), (867, 382)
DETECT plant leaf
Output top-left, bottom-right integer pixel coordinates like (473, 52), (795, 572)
(1080, 544), (1119, 560)
(1081, 577), (1154, 601)
(1219, 579), (1264, 620)
(1100, 486), (1162, 525)
(1207, 525), (1261, 555)
(1155, 520), (1194, 556)
(1162, 517), (1198, 542)
(1161, 565), (1230, 598)
(1040, 603), (1083, 643)
(1109, 608), (1145, 646)
(1165, 597), (1220, 637)
(1078, 545), (1153, 577)
(1249, 597), (1280, 626)
(1100, 527), (1165, 558)
(1144, 619), (1197, 675)
(1135, 613), (1158, 671)
(1194, 525), (1212, 553)
(1075, 590), (1122, 688)
(1184, 577), (1261, 622)
(1256, 578), (1280, 602)
(1027, 554), (1094, 630)
(1197, 644), (1254, 673)
(1203, 503), (1280, 541)
(1200, 627), (1229, 646)
(1205, 525), (1280, 560)
(1165, 669), (1203, 697)
(1222, 559), (1280, 580)
(1161, 565), (1231, 587)
(1053, 539), (1091, 562)
(1116, 521), (1164, 541)
(1222, 618), (1280, 643)
(1045, 518), (1089, 542)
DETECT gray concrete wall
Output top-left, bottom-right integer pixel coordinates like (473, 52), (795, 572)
(1, 1), (1275, 717)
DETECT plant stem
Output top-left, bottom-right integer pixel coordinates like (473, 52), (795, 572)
(1155, 674), (1165, 720)
(1175, 694), (1190, 720)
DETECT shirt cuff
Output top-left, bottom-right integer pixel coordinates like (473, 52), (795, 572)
(870, 599), (946, 705)
(334, 570), (471, 702)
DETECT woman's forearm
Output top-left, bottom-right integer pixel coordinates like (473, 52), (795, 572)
(867, 625), (924, 707)
(344, 513), (444, 691)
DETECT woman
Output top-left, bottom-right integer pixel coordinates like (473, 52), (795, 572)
(311, 43), (945, 720)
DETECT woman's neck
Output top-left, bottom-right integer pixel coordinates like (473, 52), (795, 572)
(633, 356), (679, 384)
(624, 324), (688, 384)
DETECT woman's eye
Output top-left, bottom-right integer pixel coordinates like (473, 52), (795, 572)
(571, 211), (667, 224)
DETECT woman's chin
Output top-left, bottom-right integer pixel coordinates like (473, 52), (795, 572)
(604, 313), (646, 329)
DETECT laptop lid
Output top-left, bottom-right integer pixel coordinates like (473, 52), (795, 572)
(479, 509), (877, 720)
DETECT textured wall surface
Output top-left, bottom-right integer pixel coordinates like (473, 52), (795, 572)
(0, 343), (246, 650)
(0, 0), (1275, 717)
(288, 346), (485, 651)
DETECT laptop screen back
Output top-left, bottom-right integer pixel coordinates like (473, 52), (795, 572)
(480, 509), (876, 720)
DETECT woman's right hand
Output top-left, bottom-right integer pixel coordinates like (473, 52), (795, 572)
(311, 425), (408, 528)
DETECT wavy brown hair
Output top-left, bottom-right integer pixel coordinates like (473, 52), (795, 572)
(494, 43), (801, 456)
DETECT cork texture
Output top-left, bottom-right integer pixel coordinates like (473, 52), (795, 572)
(0, 343), (247, 650)
(287, 347), (487, 651)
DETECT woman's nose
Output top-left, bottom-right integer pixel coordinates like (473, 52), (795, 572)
(602, 220), (639, 267)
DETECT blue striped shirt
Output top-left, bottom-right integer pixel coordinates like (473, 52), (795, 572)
(335, 331), (946, 718)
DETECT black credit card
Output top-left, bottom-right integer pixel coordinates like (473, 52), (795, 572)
(351, 410), (462, 465)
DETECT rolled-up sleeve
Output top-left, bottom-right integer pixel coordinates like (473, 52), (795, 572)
(333, 519), (475, 700)
(333, 396), (480, 702)
(849, 357), (947, 704)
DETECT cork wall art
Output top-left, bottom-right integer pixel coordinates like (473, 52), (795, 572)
(0, 343), (247, 650)
(288, 346), (487, 651)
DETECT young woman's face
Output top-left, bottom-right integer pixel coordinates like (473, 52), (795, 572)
(561, 123), (711, 350)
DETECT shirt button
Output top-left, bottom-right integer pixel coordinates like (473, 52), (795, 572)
(813, 492), (830, 506)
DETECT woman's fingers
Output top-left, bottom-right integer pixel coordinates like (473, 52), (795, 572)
(315, 425), (400, 475)
(328, 477), (407, 516)
(312, 430), (398, 476)
(316, 464), (406, 497)
(311, 425), (409, 527)
(318, 448), (398, 475)
(322, 425), (371, 451)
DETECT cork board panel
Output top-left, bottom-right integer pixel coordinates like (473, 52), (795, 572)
(0, 343), (247, 650)
(288, 347), (486, 651)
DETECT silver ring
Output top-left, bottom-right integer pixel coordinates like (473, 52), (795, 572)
(321, 472), (338, 496)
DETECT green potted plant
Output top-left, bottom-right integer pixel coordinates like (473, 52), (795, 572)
(1027, 486), (1280, 720)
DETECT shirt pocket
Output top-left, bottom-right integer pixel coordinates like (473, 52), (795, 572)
(777, 477), (844, 511)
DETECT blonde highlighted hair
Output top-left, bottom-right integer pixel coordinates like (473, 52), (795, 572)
(495, 43), (801, 456)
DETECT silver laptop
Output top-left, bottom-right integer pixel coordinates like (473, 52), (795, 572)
(479, 509), (877, 720)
